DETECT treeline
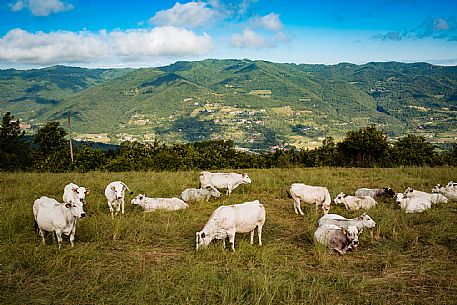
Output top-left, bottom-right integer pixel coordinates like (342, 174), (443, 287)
(0, 112), (456, 172)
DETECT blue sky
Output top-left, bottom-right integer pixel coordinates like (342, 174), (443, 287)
(1, 0), (456, 68)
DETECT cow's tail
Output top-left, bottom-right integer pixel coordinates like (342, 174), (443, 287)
(122, 182), (134, 195)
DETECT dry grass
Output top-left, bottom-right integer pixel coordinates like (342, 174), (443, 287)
(0, 167), (456, 304)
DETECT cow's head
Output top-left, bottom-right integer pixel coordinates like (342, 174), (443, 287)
(404, 187), (414, 195)
(359, 213), (376, 228)
(131, 194), (145, 205)
(333, 192), (346, 205)
(446, 181), (456, 188)
(396, 193), (406, 205)
(432, 184), (443, 193)
(65, 202), (86, 218)
(206, 186), (221, 198)
(322, 203), (331, 214)
(344, 225), (359, 250)
(72, 186), (89, 204)
(111, 184), (125, 200)
(242, 173), (252, 184)
(195, 231), (211, 250)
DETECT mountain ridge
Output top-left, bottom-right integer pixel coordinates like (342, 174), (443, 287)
(1, 59), (456, 149)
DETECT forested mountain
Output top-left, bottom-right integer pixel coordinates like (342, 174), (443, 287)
(1, 60), (456, 149)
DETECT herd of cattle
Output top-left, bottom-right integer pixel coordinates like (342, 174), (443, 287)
(32, 171), (456, 253)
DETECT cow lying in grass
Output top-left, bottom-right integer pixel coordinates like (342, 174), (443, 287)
(318, 213), (376, 233)
(180, 186), (221, 203)
(333, 192), (377, 211)
(131, 194), (188, 211)
(314, 224), (359, 255)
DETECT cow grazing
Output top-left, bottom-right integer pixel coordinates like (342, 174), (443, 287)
(180, 186), (221, 203)
(104, 181), (133, 218)
(63, 183), (90, 205)
(355, 187), (395, 199)
(199, 171), (252, 195)
(396, 192), (432, 213)
(333, 193), (377, 211)
(33, 196), (86, 249)
(318, 213), (376, 233)
(131, 194), (188, 211)
(288, 183), (332, 215)
(403, 187), (448, 205)
(432, 183), (457, 201)
(196, 200), (266, 251)
(314, 224), (359, 255)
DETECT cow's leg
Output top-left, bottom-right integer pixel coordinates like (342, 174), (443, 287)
(222, 238), (226, 249)
(227, 184), (232, 195)
(108, 201), (114, 218)
(296, 199), (304, 215)
(228, 232), (236, 251)
(257, 224), (263, 246)
(55, 229), (63, 249)
(115, 201), (121, 216)
(69, 225), (76, 248)
(39, 228), (46, 245)
(121, 198), (125, 215)
(250, 230), (255, 244)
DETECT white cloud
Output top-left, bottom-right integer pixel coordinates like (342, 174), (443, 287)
(149, 2), (217, 28)
(231, 29), (274, 49)
(0, 29), (108, 64)
(109, 27), (214, 59)
(252, 13), (283, 31)
(9, 0), (74, 16)
(0, 27), (214, 65)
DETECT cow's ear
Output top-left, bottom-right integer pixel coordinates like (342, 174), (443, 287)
(344, 194), (348, 198)
(85, 189), (90, 195)
(65, 203), (72, 209)
(201, 232), (206, 238)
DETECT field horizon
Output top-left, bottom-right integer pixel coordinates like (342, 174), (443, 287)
(1, 167), (456, 304)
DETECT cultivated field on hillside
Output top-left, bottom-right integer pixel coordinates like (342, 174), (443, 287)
(1, 168), (456, 304)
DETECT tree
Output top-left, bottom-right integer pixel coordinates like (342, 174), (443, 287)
(336, 126), (389, 167)
(0, 112), (31, 170)
(392, 134), (439, 166)
(33, 122), (69, 171)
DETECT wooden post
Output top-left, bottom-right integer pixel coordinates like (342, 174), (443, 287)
(68, 111), (74, 163)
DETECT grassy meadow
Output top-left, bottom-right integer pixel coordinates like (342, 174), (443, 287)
(1, 167), (456, 304)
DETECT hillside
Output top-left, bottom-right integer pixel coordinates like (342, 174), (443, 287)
(1, 60), (456, 149)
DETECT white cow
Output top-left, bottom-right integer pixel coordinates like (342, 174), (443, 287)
(104, 181), (133, 218)
(403, 187), (448, 204)
(180, 186), (221, 203)
(131, 194), (188, 211)
(355, 187), (395, 198)
(314, 224), (359, 255)
(199, 171), (252, 195)
(33, 196), (86, 249)
(333, 193), (377, 211)
(289, 183), (332, 215)
(396, 192), (432, 213)
(318, 213), (376, 233)
(63, 183), (90, 205)
(196, 200), (266, 251)
(432, 183), (457, 201)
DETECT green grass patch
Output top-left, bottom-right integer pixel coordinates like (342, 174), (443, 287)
(1, 168), (456, 304)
